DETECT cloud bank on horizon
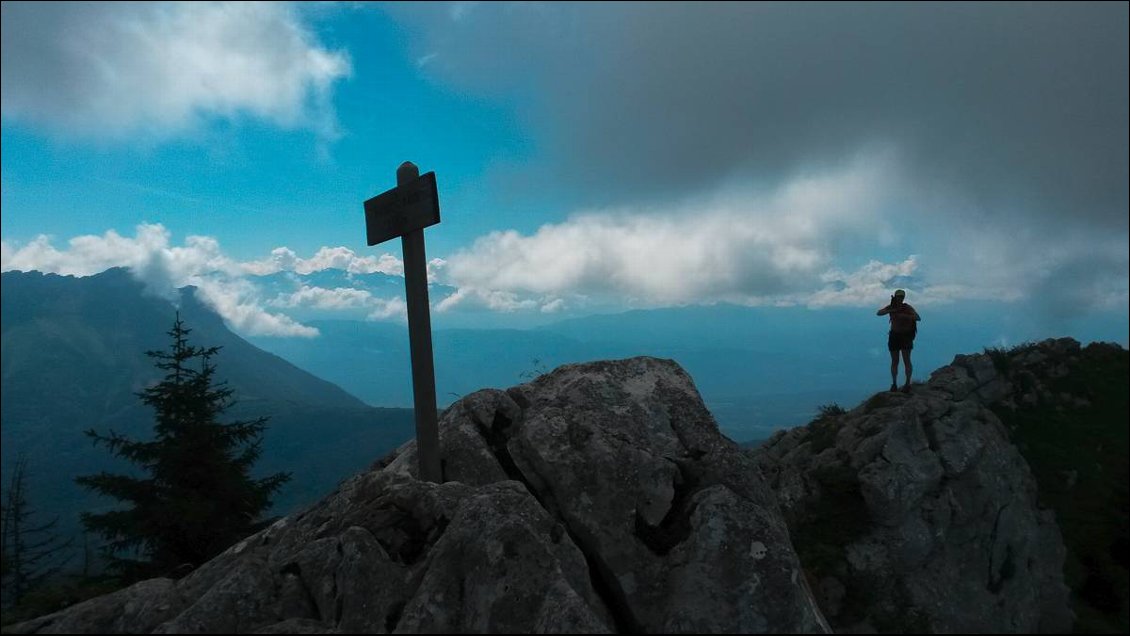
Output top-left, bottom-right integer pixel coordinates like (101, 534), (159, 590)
(4, 216), (1123, 339)
(1, 2), (1126, 338)
(2, 221), (926, 336)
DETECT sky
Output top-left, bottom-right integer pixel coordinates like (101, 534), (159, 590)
(2, 2), (1127, 340)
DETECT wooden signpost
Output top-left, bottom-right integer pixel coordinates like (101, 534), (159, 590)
(363, 162), (442, 483)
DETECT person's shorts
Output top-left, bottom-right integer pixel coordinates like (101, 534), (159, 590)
(888, 332), (915, 352)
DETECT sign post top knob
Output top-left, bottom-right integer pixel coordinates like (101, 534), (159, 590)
(397, 161), (420, 184)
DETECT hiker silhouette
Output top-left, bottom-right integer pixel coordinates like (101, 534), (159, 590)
(877, 289), (920, 392)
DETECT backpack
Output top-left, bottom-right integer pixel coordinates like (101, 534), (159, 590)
(889, 306), (918, 337)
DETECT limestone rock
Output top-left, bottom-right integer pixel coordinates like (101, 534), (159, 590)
(8, 358), (827, 634)
(752, 345), (1075, 633)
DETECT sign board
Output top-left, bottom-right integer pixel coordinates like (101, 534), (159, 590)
(364, 171), (440, 246)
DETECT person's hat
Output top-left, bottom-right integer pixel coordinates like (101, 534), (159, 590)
(894, 289), (906, 298)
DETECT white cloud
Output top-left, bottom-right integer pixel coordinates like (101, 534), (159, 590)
(804, 256), (996, 309)
(242, 247), (300, 275)
(0, 224), (422, 331)
(193, 277), (318, 338)
(301, 247), (400, 275)
(0, 225), (246, 300)
(243, 246), (404, 276)
(443, 153), (892, 306)
(1, 225), (171, 277)
(807, 258), (921, 308)
(268, 283), (407, 322)
(270, 285), (374, 310)
(367, 297), (407, 321)
(435, 287), (540, 313)
(1, 224), (315, 337)
(426, 258), (447, 284)
(437, 142), (1129, 318)
(0, 2), (350, 140)
(540, 298), (566, 313)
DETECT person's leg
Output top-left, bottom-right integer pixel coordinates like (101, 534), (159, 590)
(901, 349), (913, 389)
(889, 350), (899, 390)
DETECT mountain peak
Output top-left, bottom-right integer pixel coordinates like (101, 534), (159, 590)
(5, 357), (831, 634)
(16, 342), (1127, 633)
(752, 336), (1126, 633)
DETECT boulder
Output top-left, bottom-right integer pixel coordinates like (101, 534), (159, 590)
(7, 358), (828, 634)
(752, 349), (1073, 633)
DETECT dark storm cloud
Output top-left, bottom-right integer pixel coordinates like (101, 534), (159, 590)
(1029, 251), (1130, 327)
(394, 2), (1128, 229)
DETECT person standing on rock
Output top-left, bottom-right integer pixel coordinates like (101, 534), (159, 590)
(877, 289), (920, 393)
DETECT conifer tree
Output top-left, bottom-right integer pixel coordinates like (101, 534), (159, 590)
(76, 314), (289, 578)
(1, 454), (72, 606)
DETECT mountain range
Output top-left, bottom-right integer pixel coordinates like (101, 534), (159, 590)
(3, 266), (1126, 566)
(1, 268), (416, 559)
(248, 290), (1127, 443)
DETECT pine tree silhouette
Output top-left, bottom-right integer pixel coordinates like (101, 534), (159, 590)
(76, 313), (290, 579)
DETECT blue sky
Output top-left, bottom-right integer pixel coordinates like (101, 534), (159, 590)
(2, 2), (1127, 341)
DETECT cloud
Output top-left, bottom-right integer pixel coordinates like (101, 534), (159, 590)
(435, 287), (541, 313)
(384, 2), (1128, 325)
(0, 2), (350, 140)
(367, 297), (408, 321)
(4, 207), (1123, 335)
(943, 225), (1130, 324)
(1028, 253), (1130, 324)
(808, 258), (922, 308)
(0, 227), (167, 277)
(244, 246), (404, 276)
(540, 298), (566, 314)
(442, 152), (895, 306)
(1, 224), (316, 337)
(432, 137), (1127, 316)
(270, 285), (375, 310)
(193, 277), (319, 337)
(397, 3), (1127, 232)
(269, 284), (408, 322)
(0, 225), (242, 295)
(0, 225), (422, 331)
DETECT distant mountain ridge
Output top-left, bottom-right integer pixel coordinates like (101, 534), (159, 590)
(1, 268), (416, 558)
(250, 299), (1125, 443)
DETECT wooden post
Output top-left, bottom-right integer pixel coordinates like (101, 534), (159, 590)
(397, 163), (441, 483)
(363, 161), (442, 483)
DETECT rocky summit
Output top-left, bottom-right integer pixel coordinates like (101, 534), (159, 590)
(6, 357), (828, 634)
(9, 341), (1104, 634)
(751, 340), (1085, 633)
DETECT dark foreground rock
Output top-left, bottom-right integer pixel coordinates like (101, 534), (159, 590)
(11, 343), (1088, 634)
(7, 358), (828, 634)
(751, 341), (1077, 633)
